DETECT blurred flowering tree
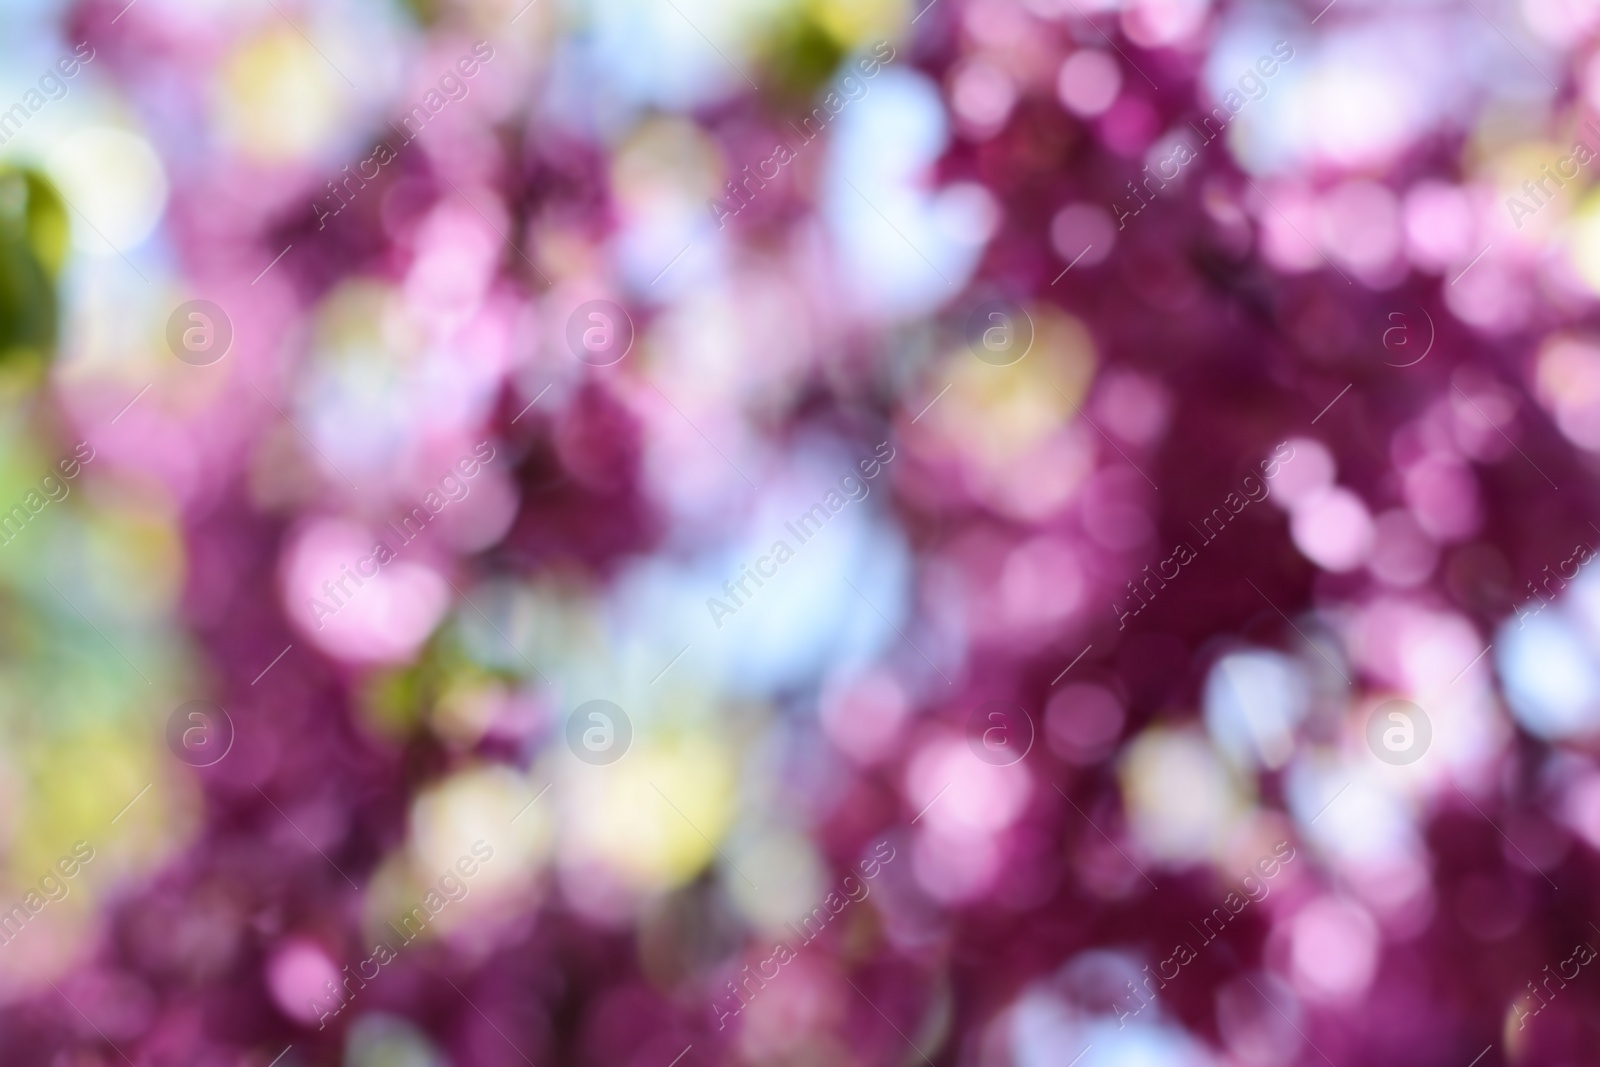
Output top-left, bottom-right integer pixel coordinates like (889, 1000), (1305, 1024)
(1, 0), (1599, 1065)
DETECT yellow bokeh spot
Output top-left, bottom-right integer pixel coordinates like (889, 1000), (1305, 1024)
(410, 765), (554, 897)
(1568, 191), (1600, 294)
(215, 30), (345, 163)
(566, 733), (737, 893)
(26, 735), (148, 860)
(932, 305), (1097, 466)
(431, 676), (505, 749)
(611, 117), (723, 219)
(807, 0), (905, 47)
(1120, 726), (1251, 866)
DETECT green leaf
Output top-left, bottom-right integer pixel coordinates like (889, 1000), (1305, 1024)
(0, 167), (66, 368)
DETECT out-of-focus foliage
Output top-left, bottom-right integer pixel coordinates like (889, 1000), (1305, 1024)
(0, 168), (66, 377)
